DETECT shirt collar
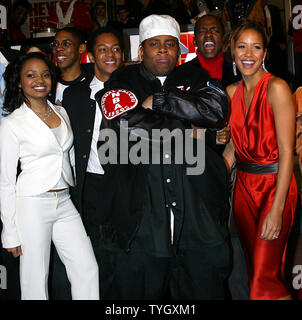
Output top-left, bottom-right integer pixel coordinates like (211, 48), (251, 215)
(0, 52), (8, 67)
(90, 76), (104, 100)
(139, 62), (157, 81)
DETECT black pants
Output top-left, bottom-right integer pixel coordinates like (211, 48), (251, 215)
(99, 238), (230, 300)
(0, 247), (21, 300)
(81, 173), (107, 255)
(227, 236), (249, 300)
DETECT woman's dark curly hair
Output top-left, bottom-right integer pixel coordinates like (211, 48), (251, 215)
(3, 52), (56, 114)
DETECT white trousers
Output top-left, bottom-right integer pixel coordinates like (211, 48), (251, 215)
(15, 189), (99, 300)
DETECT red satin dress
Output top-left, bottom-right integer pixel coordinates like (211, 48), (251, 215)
(230, 73), (297, 300)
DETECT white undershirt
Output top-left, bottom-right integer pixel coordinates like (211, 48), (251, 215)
(157, 76), (167, 86)
(86, 76), (105, 175)
(51, 121), (69, 189)
(55, 82), (69, 106)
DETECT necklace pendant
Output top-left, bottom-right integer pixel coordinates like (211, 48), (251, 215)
(38, 105), (52, 121)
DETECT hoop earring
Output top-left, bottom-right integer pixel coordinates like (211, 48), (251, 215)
(262, 59), (268, 73)
(232, 61), (237, 76)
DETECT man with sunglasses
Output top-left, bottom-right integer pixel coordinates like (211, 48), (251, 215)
(51, 27), (93, 106)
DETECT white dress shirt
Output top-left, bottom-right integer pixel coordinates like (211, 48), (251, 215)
(86, 76), (105, 175)
(51, 122), (70, 190)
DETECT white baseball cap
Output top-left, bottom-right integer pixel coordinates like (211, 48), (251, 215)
(139, 14), (189, 54)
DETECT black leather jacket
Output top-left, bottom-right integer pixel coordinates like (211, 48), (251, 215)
(96, 63), (228, 134)
(95, 62), (229, 252)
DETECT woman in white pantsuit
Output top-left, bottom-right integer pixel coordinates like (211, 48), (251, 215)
(0, 52), (99, 300)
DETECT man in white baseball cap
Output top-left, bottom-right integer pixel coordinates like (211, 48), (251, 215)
(139, 14), (188, 54)
(95, 14), (229, 300)
(136, 14), (188, 78)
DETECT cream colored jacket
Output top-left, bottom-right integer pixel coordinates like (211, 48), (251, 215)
(0, 101), (75, 248)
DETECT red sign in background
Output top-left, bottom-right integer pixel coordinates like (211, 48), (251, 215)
(179, 32), (196, 65)
(27, 2), (196, 65)
(28, 0), (56, 37)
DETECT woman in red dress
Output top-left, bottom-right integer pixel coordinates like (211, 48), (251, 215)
(223, 19), (297, 300)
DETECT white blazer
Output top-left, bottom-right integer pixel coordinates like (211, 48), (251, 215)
(0, 101), (75, 248)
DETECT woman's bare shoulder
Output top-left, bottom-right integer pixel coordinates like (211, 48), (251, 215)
(267, 75), (291, 95)
(226, 81), (240, 100)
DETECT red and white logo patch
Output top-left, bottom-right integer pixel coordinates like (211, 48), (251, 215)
(101, 89), (138, 120)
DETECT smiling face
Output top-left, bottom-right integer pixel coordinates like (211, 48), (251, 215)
(194, 15), (223, 59)
(234, 28), (267, 77)
(19, 58), (52, 103)
(88, 33), (123, 82)
(52, 30), (85, 71)
(139, 35), (180, 76)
